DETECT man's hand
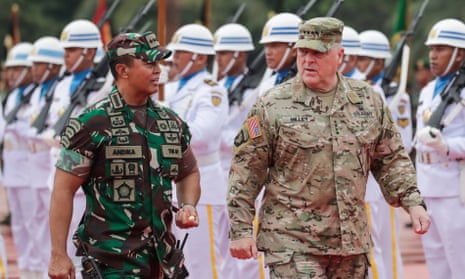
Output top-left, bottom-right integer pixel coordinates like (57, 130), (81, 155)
(417, 126), (449, 154)
(175, 204), (199, 229)
(48, 253), (75, 279)
(408, 205), (431, 235)
(230, 237), (258, 260)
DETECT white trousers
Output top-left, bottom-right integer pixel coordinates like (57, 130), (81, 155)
(422, 197), (465, 279)
(172, 204), (240, 279)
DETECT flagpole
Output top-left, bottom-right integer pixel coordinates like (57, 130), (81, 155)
(158, 0), (166, 101)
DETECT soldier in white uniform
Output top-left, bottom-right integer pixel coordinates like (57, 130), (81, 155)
(415, 18), (465, 279)
(25, 36), (64, 279)
(357, 30), (409, 279)
(2, 42), (38, 279)
(41, 19), (103, 278)
(0, 86), (7, 279)
(166, 23), (236, 279)
(213, 23), (269, 279)
(257, 13), (302, 96)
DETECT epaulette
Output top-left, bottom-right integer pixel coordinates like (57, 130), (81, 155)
(204, 79), (218, 86)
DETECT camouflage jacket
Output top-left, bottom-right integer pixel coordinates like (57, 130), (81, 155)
(227, 73), (423, 257)
(56, 87), (193, 270)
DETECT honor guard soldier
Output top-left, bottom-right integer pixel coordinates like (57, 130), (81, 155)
(214, 23), (269, 279)
(2, 42), (38, 279)
(26, 36), (65, 279)
(415, 18), (465, 279)
(42, 19), (105, 276)
(166, 23), (237, 279)
(257, 13), (302, 95)
(48, 31), (200, 279)
(357, 29), (409, 279)
(227, 17), (430, 279)
(339, 26), (366, 80)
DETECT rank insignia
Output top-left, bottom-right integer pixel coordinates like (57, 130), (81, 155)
(397, 117), (409, 128)
(347, 91), (362, 104)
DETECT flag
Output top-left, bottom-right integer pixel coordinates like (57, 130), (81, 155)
(391, 0), (410, 46)
(92, 0), (112, 47)
(3, 4), (21, 52)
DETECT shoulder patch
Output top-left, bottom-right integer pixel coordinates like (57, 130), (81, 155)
(246, 116), (262, 139)
(204, 79), (218, 86)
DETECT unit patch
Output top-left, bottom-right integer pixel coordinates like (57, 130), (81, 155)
(113, 179), (135, 202)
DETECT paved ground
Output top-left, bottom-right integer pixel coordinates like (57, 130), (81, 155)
(1, 185), (430, 279)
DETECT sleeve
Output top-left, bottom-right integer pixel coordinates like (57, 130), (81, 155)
(227, 98), (272, 240)
(56, 118), (95, 179)
(370, 96), (423, 210)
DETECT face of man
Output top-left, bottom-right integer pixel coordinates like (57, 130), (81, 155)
(7, 66), (32, 87)
(428, 44), (464, 77)
(64, 47), (95, 73)
(297, 45), (343, 92)
(264, 42), (296, 70)
(172, 50), (206, 78)
(124, 58), (161, 96)
(32, 62), (61, 83)
(356, 56), (384, 80)
(340, 55), (358, 75)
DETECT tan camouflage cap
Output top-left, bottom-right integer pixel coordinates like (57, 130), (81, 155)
(294, 17), (344, 52)
(107, 31), (171, 63)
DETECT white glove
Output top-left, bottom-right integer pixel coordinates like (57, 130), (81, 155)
(417, 126), (449, 154)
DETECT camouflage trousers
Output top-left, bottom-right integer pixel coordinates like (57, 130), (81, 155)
(88, 255), (162, 279)
(267, 252), (369, 279)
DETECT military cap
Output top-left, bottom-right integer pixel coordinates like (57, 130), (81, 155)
(294, 17), (344, 52)
(107, 31), (171, 63)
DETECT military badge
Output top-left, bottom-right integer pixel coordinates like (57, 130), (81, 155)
(398, 105), (406, 115)
(423, 109), (432, 123)
(211, 91), (222, 106)
(113, 179), (135, 202)
(397, 117), (409, 128)
(234, 126), (250, 147)
(347, 91), (362, 104)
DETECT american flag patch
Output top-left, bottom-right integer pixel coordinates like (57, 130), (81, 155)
(246, 116), (262, 139)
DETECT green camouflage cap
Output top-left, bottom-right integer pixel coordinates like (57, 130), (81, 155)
(294, 17), (344, 52)
(107, 31), (172, 63)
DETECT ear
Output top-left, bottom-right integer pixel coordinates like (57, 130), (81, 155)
(115, 63), (128, 78)
(456, 48), (465, 63)
(337, 47), (345, 65)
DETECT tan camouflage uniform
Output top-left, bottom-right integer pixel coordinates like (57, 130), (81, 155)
(228, 71), (424, 278)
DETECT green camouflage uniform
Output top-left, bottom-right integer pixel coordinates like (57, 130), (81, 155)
(56, 86), (194, 278)
(227, 72), (424, 276)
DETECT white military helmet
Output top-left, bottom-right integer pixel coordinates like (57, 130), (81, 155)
(259, 13), (302, 44)
(342, 26), (361, 55)
(28, 36), (64, 65)
(169, 24), (215, 55)
(214, 23), (255, 52)
(425, 18), (465, 48)
(5, 42), (33, 67)
(60, 19), (102, 49)
(358, 30), (392, 59)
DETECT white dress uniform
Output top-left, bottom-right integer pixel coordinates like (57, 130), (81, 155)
(367, 77), (409, 279)
(167, 69), (239, 279)
(219, 73), (270, 279)
(415, 78), (465, 279)
(0, 101), (7, 279)
(42, 70), (103, 277)
(24, 80), (60, 275)
(2, 84), (37, 273)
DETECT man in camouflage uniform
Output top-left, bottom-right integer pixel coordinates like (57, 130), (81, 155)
(227, 17), (431, 279)
(48, 32), (201, 279)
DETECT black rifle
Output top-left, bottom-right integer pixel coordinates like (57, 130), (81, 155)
(279, 0), (344, 84)
(427, 63), (465, 130)
(4, 83), (38, 124)
(53, 0), (156, 136)
(381, 0), (429, 96)
(161, 233), (189, 279)
(78, 236), (104, 279)
(228, 0), (318, 106)
(31, 73), (69, 133)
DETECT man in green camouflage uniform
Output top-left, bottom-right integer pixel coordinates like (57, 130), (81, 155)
(227, 17), (431, 279)
(48, 32), (201, 279)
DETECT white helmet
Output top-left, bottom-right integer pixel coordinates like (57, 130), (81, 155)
(60, 19), (102, 49)
(342, 26), (361, 55)
(259, 13), (302, 44)
(28, 36), (64, 65)
(214, 23), (254, 52)
(170, 24), (215, 55)
(5, 42), (33, 67)
(358, 30), (392, 59)
(425, 18), (465, 48)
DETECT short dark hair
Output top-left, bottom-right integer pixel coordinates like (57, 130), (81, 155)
(109, 55), (134, 79)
